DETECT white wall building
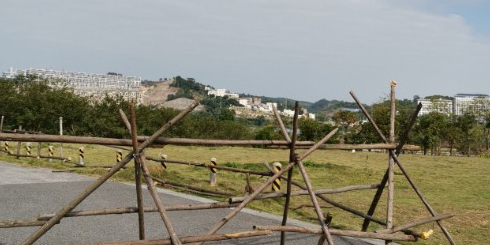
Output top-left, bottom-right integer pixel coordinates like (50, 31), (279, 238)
(453, 93), (490, 116)
(2, 68), (141, 102)
(418, 98), (453, 116)
(207, 88), (239, 99)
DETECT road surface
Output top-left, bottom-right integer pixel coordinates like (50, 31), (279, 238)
(0, 162), (389, 245)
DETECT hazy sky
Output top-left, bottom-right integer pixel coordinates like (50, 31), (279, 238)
(1, 1), (490, 104)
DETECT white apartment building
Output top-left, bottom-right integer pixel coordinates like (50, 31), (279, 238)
(207, 88), (239, 99)
(453, 93), (490, 116)
(2, 68), (141, 102)
(418, 94), (490, 116)
(418, 98), (453, 116)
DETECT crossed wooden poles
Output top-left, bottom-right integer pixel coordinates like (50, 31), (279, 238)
(1, 85), (456, 245)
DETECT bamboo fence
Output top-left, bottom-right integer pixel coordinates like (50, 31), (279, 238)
(0, 84), (456, 245)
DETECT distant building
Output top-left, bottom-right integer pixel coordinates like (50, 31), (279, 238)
(418, 98), (453, 116)
(453, 93), (490, 116)
(207, 88), (239, 99)
(417, 94), (490, 116)
(2, 68), (141, 102)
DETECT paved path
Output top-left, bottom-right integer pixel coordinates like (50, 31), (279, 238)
(0, 162), (387, 245)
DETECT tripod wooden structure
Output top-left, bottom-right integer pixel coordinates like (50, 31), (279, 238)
(0, 84), (456, 245)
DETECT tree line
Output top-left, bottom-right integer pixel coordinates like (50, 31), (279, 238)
(1, 75), (489, 156)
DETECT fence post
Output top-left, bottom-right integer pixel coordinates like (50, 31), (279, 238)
(4, 142), (11, 155)
(272, 162), (282, 191)
(116, 150), (122, 163)
(160, 154), (168, 170)
(37, 142), (41, 159)
(209, 158), (217, 186)
(77, 147), (85, 167)
(16, 126), (22, 159)
(48, 145), (54, 162)
(26, 143), (32, 156)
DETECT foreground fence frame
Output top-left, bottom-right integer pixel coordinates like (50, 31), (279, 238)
(0, 85), (456, 245)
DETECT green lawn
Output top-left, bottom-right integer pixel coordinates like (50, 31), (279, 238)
(1, 142), (489, 245)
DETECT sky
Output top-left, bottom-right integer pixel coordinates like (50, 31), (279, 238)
(1, 0), (490, 104)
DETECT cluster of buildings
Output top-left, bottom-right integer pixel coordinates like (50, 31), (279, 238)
(418, 94), (490, 116)
(2, 68), (141, 102)
(206, 87), (316, 119)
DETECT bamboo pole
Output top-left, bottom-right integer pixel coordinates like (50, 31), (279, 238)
(151, 176), (233, 197)
(229, 184), (380, 203)
(196, 128), (339, 245)
(386, 81), (397, 245)
(60, 230), (272, 245)
(377, 213), (454, 234)
(37, 202), (239, 222)
(128, 107), (182, 245)
(20, 101), (199, 245)
(296, 159), (334, 245)
(281, 102), (298, 245)
(272, 105), (290, 142)
(350, 91), (456, 245)
(145, 157), (272, 176)
(253, 226), (417, 242)
(0, 220), (47, 228)
(0, 133), (420, 150)
(129, 104), (146, 240)
(361, 101), (422, 231)
(5, 153), (69, 161)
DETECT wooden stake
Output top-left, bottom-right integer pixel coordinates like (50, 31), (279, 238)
(350, 91), (456, 245)
(196, 128), (339, 245)
(128, 105), (181, 245)
(296, 159), (335, 245)
(36, 202), (239, 221)
(360, 102), (422, 231)
(254, 226), (417, 242)
(229, 184), (380, 203)
(60, 230), (272, 245)
(386, 81), (397, 245)
(20, 101), (199, 245)
(129, 104), (146, 240)
(280, 102), (298, 245)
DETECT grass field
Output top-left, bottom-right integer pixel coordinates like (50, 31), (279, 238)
(1, 142), (489, 245)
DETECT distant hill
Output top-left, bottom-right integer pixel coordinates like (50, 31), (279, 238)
(140, 76), (363, 115)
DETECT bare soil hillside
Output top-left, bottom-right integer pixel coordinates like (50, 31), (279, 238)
(138, 79), (178, 107)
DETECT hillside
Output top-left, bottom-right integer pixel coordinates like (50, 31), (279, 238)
(138, 79), (178, 107)
(139, 77), (361, 115)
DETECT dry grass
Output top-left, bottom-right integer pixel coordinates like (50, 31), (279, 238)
(1, 142), (489, 245)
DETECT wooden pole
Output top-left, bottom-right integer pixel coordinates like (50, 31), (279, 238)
(296, 159), (335, 245)
(16, 126), (22, 159)
(59, 230), (272, 245)
(360, 101), (422, 231)
(129, 104), (146, 240)
(0, 133), (419, 150)
(350, 91), (456, 245)
(136, 152), (183, 245)
(146, 157), (273, 176)
(377, 213), (454, 234)
(229, 184), (380, 203)
(0, 220), (47, 228)
(281, 102), (298, 245)
(196, 128), (339, 245)
(128, 105), (182, 245)
(37, 202), (239, 222)
(151, 176), (233, 197)
(253, 226), (417, 242)
(386, 81), (397, 245)
(0, 115), (4, 131)
(20, 101), (199, 245)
